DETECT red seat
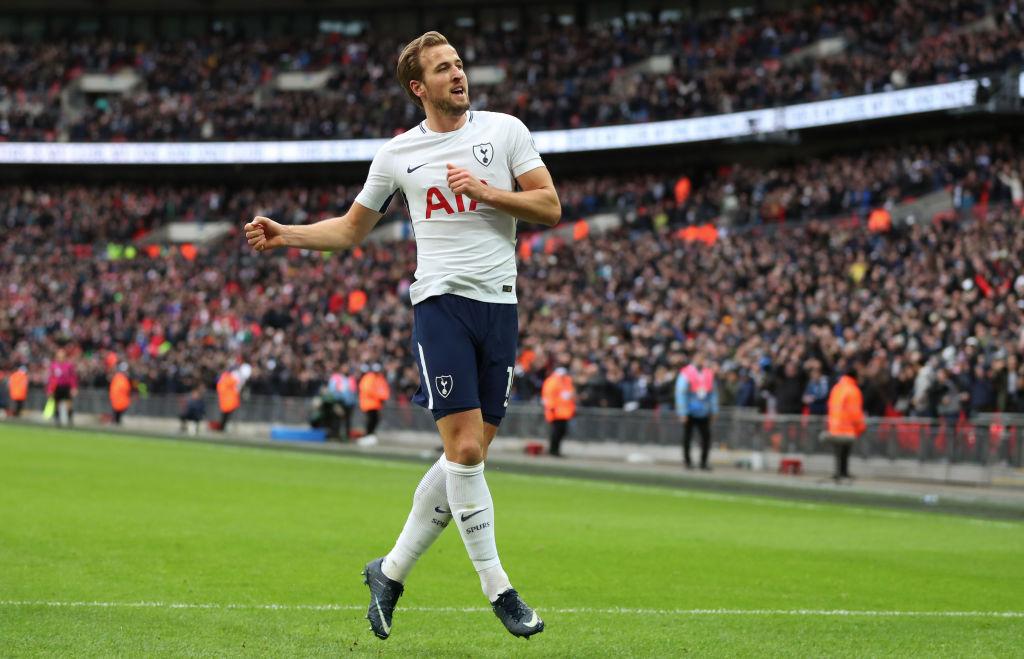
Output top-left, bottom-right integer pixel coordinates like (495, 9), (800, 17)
(779, 457), (802, 475)
(524, 441), (545, 456)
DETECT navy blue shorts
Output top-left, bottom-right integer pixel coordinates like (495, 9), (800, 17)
(411, 294), (518, 425)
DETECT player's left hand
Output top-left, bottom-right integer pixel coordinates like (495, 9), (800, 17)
(446, 163), (490, 202)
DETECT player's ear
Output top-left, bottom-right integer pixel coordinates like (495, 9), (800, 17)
(410, 79), (425, 102)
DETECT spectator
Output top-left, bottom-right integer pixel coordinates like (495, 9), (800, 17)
(718, 368), (741, 407)
(772, 362), (806, 415)
(930, 368), (964, 425)
(802, 361), (831, 415)
(859, 357), (889, 418)
(734, 368), (760, 409)
(994, 355), (1022, 413)
(969, 363), (996, 415)
(179, 386), (206, 435)
(890, 362), (918, 416)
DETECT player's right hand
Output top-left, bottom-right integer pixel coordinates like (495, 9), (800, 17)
(245, 216), (286, 252)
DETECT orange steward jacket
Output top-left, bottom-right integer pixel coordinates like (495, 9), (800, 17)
(541, 373), (576, 422)
(827, 375), (866, 438)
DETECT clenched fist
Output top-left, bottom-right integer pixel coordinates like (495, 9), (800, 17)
(244, 216), (286, 252)
(446, 163), (491, 203)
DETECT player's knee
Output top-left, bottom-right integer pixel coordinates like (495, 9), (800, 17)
(448, 432), (484, 465)
(437, 409), (487, 464)
(448, 437), (483, 468)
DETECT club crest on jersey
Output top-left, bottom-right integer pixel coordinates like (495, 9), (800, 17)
(473, 143), (494, 167)
(435, 375), (454, 398)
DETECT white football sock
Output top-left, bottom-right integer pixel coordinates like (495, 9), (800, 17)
(381, 456), (451, 583)
(445, 459), (512, 602)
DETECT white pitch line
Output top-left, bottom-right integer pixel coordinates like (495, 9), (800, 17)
(499, 473), (1024, 529)
(1, 600), (1022, 618)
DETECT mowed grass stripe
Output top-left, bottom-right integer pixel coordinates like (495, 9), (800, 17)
(3, 599), (1024, 618)
(5, 422), (1020, 527)
(2, 425), (1022, 656)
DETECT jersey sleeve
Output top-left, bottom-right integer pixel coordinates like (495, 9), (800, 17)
(506, 116), (544, 178)
(354, 145), (399, 213)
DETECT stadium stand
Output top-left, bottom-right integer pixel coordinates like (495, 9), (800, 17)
(1, 0), (1023, 438)
(2, 134), (1023, 416)
(0, 0), (1020, 141)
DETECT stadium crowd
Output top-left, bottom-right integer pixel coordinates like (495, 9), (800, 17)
(520, 207), (1024, 418)
(2, 133), (1015, 244)
(2, 133), (1024, 419)
(1, 0), (1020, 141)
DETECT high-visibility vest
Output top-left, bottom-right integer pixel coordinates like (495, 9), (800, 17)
(828, 376), (866, 438)
(217, 372), (241, 413)
(541, 373), (576, 422)
(8, 370), (28, 401)
(109, 372), (132, 412)
(682, 365), (714, 395)
(328, 373), (358, 405)
(359, 372), (390, 412)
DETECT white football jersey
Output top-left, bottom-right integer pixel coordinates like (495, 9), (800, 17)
(354, 110), (544, 305)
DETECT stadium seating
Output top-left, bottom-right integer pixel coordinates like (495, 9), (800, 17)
(1, 1), (1019, 141)
(1, 134), (1022, 417)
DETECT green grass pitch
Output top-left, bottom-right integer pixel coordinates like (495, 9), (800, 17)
(1, 425), (1021, 657)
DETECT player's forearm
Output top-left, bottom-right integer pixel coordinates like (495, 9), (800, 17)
(282, 214), (361, 251)
(482, 187), (561, 227)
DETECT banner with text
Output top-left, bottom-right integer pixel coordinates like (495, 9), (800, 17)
(0, 80), (979, 165)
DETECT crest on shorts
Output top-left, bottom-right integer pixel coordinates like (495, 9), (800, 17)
(435, 375), (454, 398)
(473, 143), (494, 167)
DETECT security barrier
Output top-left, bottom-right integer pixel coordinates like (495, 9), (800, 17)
(10, 388), (1022, 468)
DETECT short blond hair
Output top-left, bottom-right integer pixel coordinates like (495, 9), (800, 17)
(396, 31), (450, 109)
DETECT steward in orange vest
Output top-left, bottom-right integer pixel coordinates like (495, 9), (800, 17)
(359, 370), (390, 412)
(359, 366), (391, 439)
(541, 368), (576, 456)
(109, 367), (132, 424)
(827, 371), (866, 480)
(828, 374), (866, 438)
(8, 366), (28, 417)
(217, 370), (241, 432)
(542, 370), (576, 422)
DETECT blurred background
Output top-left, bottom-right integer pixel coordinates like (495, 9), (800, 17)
(1, 0), (1023, 476)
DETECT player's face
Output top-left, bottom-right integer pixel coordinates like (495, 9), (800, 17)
(416, 44), (470, 116)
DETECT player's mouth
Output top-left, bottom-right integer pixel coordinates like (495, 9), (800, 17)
(451, 86), (466, 98)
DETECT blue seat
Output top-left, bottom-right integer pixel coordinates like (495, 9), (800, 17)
(270, 426), (327, 442)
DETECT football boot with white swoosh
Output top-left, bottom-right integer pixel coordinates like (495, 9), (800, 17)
(491, 588), (545, 638)
(362, 558), (404, 640)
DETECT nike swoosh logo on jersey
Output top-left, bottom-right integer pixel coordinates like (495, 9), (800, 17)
(523, 611), (540, 628)
(434, 506), (450, 514)
(460, 508), (488, 522)
(407, 163), (428, 173)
